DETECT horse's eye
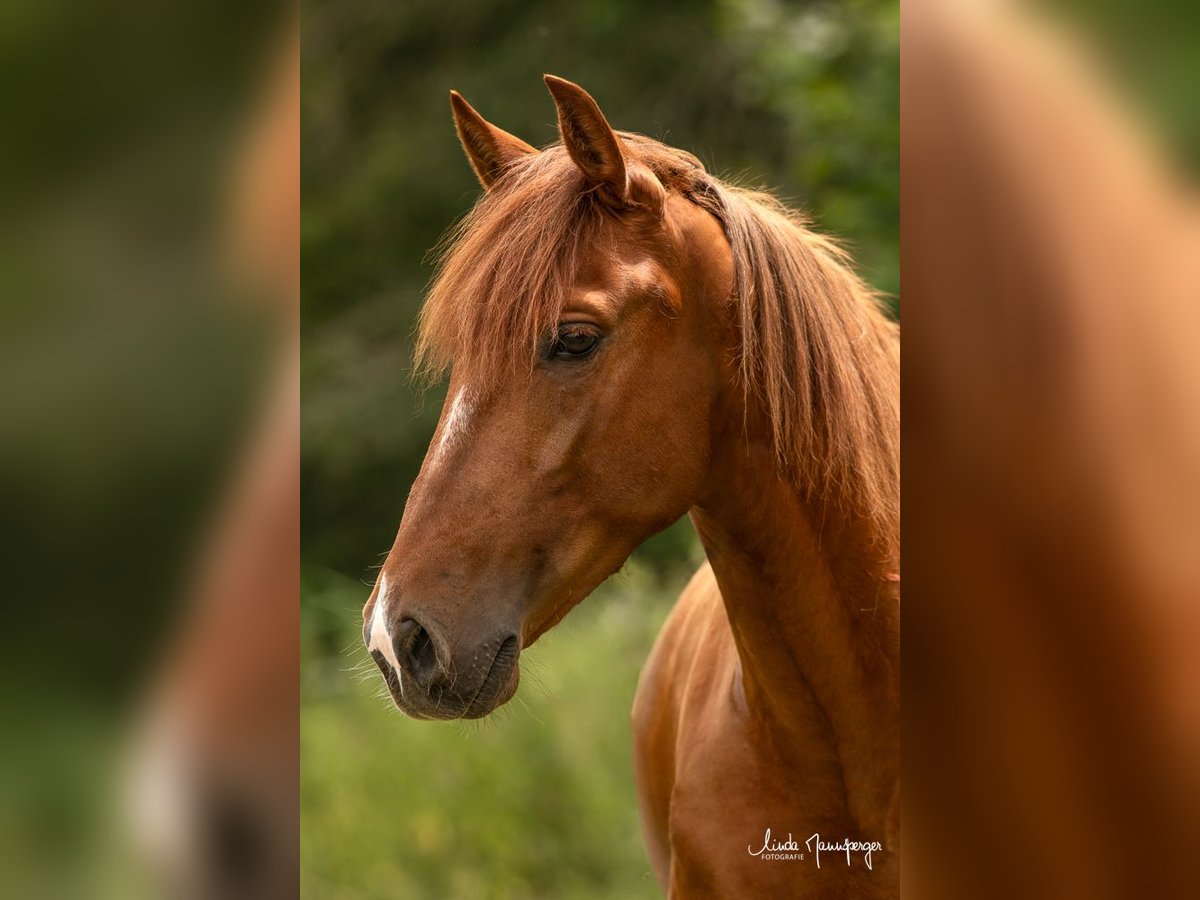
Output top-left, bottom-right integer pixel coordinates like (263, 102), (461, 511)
(552, 323), (600, 359)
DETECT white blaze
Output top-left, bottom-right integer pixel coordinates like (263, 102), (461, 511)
(431, 387), (475, 468)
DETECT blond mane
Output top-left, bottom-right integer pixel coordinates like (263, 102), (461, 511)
(416, 134), (899, 544)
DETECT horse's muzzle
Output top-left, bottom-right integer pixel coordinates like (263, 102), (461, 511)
(365, 614), (521, 719)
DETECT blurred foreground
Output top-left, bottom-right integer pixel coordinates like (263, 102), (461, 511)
(904, 1), (1200, 897)
(0, 3), (296, 897)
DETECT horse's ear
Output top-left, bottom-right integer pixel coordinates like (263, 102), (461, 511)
(544, 74), (629, 206)
(449, 90), (538, 190)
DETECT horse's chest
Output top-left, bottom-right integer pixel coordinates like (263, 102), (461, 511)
(666, 709), (844, 896)
(663, 670), (892, 896)
(633, 567), (896, 896)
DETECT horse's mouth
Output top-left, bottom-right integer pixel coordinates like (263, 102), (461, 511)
(462, 635), (520, 718)
(368, 635), (521, 721)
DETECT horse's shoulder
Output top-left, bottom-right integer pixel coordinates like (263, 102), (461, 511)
(646, 563), (723, 671)
(634, 562), (729, 721)
(632, 559), (730, 889)
(680, 559), (718, 600)
(674, 560), (722, 622)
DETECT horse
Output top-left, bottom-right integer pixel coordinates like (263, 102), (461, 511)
(363, 75), (899, 898)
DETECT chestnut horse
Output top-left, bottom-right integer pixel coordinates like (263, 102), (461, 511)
(363, 76), (899, 898)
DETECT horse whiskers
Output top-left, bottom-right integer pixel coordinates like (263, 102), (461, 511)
(513, 692), (544, 726)
(519, 661), (554, 701)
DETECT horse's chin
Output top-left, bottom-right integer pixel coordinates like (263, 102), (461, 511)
(460, 665), (521, 719)
(377, 654), (521, 721)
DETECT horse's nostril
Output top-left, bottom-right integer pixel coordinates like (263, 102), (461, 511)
(410, 625), (436, 671)
(393, 617), (441, 687)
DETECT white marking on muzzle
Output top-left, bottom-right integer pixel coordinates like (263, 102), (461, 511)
(368, 575), (403, 687)
(124, 708), (196, 880)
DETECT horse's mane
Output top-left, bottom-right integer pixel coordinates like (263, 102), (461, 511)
(416, 134), (899, 544)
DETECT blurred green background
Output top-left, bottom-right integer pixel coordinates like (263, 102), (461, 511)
(0, 3), (287, 896)
(301, 0), (897, 897)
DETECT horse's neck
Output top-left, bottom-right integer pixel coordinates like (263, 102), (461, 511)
(690, 437), (900, 840)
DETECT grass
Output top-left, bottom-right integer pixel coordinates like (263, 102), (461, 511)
(300, 562), (684, 900)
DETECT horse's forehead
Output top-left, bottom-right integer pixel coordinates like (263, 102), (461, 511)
(569, 254), (674, 307)
(563, 264), (677, 322)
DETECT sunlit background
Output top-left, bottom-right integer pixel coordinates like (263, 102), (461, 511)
(300, 1), (897, 897)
